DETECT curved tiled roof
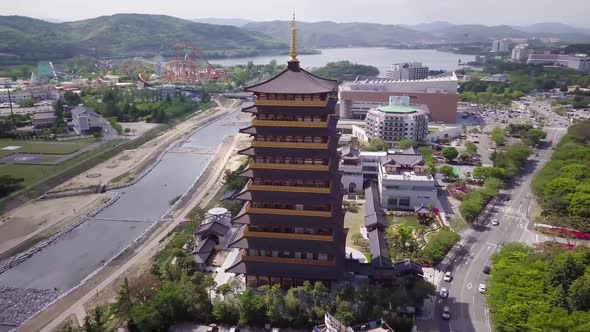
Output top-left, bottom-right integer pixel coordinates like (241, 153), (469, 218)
(245, 62), (338, 94)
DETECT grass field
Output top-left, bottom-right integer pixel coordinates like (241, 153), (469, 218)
(0, 138), (96, 155)
(344, 204), (366, 251)
(0, 139), (125, 187)
(388, 215), (424, 230)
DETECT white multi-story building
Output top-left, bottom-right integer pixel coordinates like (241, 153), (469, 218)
(492, 40), (509, 53)
(385, 62), (429, 80)
(511, 44), (529, 63)
(71, 106), (103, 134)
(339, 146), (437, 209)
(365, 96), (430, 143)
(568, 54), (590, 72)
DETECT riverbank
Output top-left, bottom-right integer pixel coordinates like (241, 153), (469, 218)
(21, 127), (246, 332)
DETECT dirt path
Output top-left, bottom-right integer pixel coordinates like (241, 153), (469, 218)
(20, 102), (244, 332)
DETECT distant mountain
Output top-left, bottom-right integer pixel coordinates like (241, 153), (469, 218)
(430, 24), (530, 42)
(243, 20), (433, 48)
(39, 17), (63, 23)
(192, 17), (252, 27)
(0, 14), (285, 65)
(400, 21), (455, 32)
(513, 22), (590, 36)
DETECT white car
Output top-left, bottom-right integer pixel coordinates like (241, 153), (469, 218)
(479, 284), (487, 293)
(443, 271), (452, 282)
(491, 219), (499, 226)
(440, 287), (449, 299)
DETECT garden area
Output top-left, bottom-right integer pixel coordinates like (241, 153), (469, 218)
(0, 138), (95, 156)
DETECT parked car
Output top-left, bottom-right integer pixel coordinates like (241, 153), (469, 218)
(479, 284), (487, 293)
(491, 219), (499, 226)
(444, 271), (453, 282)
(440, 287), (449, 299)
(442, 306), (451, 320)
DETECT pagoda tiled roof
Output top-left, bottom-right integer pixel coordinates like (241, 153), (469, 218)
(244, 63), (338, 94)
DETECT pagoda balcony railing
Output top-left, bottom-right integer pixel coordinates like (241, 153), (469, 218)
(246, 206), (332, 218)
(248, 183), (331, 194)
(241, 251), (336, 266)
(249, 162), (329, 172)
(244, 227), (333, 241)
(254, 99), (328, 107)
(250, 140), (328, 149)
(251, 120), (328, 128)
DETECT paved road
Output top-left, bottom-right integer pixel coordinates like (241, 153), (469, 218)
(417, 127), (566, 332)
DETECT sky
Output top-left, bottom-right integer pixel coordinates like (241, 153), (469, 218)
(3, 0), (590, 27)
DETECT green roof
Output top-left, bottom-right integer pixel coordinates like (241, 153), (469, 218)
(377, 105), (419, 114)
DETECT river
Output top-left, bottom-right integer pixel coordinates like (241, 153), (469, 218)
(210, 47), (475, 74)
(0, 110), (243, 292)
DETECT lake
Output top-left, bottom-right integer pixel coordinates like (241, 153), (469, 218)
(210, 47), (475, 74)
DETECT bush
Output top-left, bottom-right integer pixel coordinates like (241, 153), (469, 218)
(420, 230), (460, 264)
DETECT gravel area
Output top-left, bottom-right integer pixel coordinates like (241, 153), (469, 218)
(0, 286), (60, 327)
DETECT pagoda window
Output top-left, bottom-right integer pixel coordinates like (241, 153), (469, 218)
(304, 158), (313, 165)
(306, 252), (314, 260)
(295, 179), (304, 187)
(248, 249), (257, 256)
(294, 227), (304, 234)
(284, 157), (293, 164)
(313, 137), (323, 143)
(271, 225), (280, 233)
(304, 136), (313, 143)
(304, 116), (312, 122)
(318, 253), (328, 261)
(285, 136), (293, 142)
(260, 249), (266, 256)
(295, 204), (304, 211)
(272, 250), (279, 257)
(295, 252), (302, 259)
(294, 136), (304, 143)
(255, 157), (264, 163)
(313, 158), (325, 165)
(295, 158), (304, 165)
(304, 228), (314, 234)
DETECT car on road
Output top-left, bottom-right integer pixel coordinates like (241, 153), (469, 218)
(483, 265), (492, 274)
(440, 287), (449, 299)
(491, 219), (499, 226)
(441, 306), (451, 320)
(443, 271), (453, 282)
(479, 284), (487, 293)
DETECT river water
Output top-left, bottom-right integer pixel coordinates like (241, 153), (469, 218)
(0, 110), (243, 292)
(210, 47), (476, 74)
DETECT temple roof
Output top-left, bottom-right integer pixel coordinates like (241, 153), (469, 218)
(244, 64), (338, 94)
(364, 183), (388, 230)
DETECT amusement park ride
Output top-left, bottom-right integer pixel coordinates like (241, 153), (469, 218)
(163, 44), (227, 83)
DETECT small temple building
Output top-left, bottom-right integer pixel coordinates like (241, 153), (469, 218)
(226, 14), (347, 288)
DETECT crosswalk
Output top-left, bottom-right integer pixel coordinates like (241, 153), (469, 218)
(489, 205), (527, 218)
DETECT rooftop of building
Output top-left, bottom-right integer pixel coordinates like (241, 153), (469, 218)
(377, 105), (419, 114)
(339, 71), (458, 90)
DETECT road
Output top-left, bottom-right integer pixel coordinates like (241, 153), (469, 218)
(417, 127), (567, 332)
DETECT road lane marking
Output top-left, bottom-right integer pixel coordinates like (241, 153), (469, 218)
(467, 282), (472, 289)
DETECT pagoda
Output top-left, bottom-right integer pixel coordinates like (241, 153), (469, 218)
(226, 14), (347, 288)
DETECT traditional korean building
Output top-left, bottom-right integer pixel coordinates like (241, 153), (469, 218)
(226, 15), (347, 288)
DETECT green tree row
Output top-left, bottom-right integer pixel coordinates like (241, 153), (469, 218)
(487, 243), (590, 332)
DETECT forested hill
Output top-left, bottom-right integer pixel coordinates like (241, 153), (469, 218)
(0, 14), (286, 65)
(243, 20), (432, 48)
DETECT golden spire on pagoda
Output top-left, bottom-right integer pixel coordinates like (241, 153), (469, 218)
(289, 11), (298, 62)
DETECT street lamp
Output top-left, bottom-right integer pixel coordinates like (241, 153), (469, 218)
(4, 85), (16, 130)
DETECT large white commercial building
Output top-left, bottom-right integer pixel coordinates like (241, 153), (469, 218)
(339, 146), (437, 209)
(511, 44), (529, 63)
(385, 62), (429, 80)
(338, 72), (458, 123)
(365, 96), (430, 143)
(526, 53), (570, 66)
(492, 40), (509, 53)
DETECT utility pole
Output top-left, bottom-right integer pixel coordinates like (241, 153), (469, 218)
(5, 86), (16, 130)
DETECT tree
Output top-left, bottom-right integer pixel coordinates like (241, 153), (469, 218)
(472, 166), (508, 180)
(0, 175), (24, 197)
(64, 91), (81, 106)
(213, 298), (240, 324)
(232, 67), (250, 87)
(439, 165), (456, 179)
(397, 138), (417, 149)
(112, 277), (132, 323)
(441, 147), (459, 162)
(465, 141), (478, 155)
(238, 288), (266, 326)
(334, 301), (355, 326)
(420, 230), (460, 264)
(17, 98), (36, 107)
(490, 127), (506, 146)
(54, 99), (64, 117)
(386, 224), (417, 258)
(569, 269), (590, 311)
(362, 138), (388, 152)
(259, 284), (285, 324)
(83, 305), (112, 332)
(523, 128), (547, 146)
(568, 194), (590, 218)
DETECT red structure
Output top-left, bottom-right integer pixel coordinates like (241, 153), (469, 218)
(164, 44), (226, 83)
